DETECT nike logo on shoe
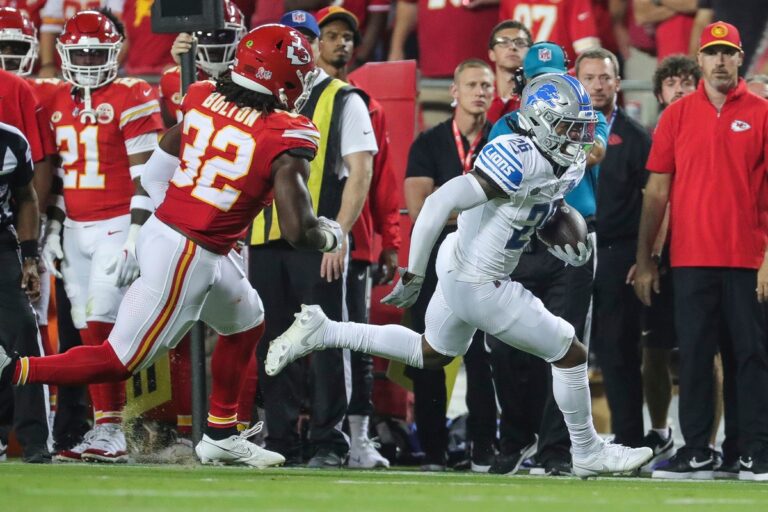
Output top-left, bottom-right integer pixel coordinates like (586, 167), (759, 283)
(741, 458), (754, 469)
(689, 457), (713, 469)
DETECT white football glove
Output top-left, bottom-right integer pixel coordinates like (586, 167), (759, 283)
(106, 224), (141, 287)
(548, 238), (593, 267)
(317, 216), (344, 253)
(381, 268), (425, 308)
(41, 219), (63, 279)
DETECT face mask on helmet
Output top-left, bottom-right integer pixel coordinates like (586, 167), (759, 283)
(195, 23), (245, 78)
(58, 42), (121, 89)
(519, 74), (597, 168)
(0, 39), (35, 74)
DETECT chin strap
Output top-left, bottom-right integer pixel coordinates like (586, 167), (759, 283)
(79, 86), (97, 124)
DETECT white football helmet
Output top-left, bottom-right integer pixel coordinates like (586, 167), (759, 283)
(195, 0), (246, 78)
(519, 73), (597, 167)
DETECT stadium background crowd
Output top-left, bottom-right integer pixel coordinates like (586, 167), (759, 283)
(0, 0), (768, 481)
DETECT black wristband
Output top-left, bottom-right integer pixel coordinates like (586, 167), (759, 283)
(20, 240), (39, 260)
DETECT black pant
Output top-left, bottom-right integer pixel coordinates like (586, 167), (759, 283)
(487, 237), (593, 461)
(0, 240), (50, 456)
(673, 267), (768, 454)
(346, 259), (373, 417)
(52, 278), (90, 451)
(250, 242), (348, 459)
(406, 227), (496, 462)
(592, 239), (643, 447)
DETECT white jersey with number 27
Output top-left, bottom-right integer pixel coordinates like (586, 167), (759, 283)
(450, 133), (585, 283)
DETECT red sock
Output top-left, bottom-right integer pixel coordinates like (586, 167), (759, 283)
(14, 341), (131, 386)
(38, 327), (57, 405)
(170, 334), (193, 436)
(87, 322), (126, 424)
(207, 323), (264, 430)
(236, 351), (258, 427)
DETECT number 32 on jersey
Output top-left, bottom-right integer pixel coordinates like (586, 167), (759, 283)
(171, 109), (255, 211)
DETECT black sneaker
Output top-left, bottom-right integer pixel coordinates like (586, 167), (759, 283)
(22, 447), (52, 464)
(739, 451), (768, 481)
(307, 448), (345, 468)
(470, 443), (496, 473)
(652, 446), (713, 480)
(489, 440), (537, 475)
(714, 456), (740, 480)
(640, 428), (675, 473)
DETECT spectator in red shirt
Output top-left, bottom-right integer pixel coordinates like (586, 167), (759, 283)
(633, 0), (698, 62)
(388, 0), (498, 78)
(486, 19), (532, 124)
(636, 21), (768, 480)
(498, 0), (600, 58)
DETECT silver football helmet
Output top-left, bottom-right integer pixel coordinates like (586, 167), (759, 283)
(519, 73), (597, 167)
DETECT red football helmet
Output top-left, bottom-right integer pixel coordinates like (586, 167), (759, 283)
(195, 0), (246, 78)
(0, 7), (38, 76)
(231, 24), (317, 112)
(57, 10), (122, 89)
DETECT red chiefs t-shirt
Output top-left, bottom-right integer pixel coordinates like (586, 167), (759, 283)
(0, 68), (45, 162)
(122, 0), (176, 75)
(402, 0), (497, 78)
(646, 80), (768, 269)
(48, 77), (163, 221)
(487, 94), (521, 125)
(655, 14), (694, 62)
(591, 0), (618, 56)
(500, 0), (598, 59)
(156, 81), (320, 255)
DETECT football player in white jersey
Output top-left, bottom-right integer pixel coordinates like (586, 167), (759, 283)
(265, 72), (653, 478)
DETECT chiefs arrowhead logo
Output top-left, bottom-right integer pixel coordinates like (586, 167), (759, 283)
(730, 120), (751, 132)
(286, 34), (311, 66)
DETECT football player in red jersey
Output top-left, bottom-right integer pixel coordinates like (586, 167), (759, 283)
(159, 0), (246, 127)
(35, 10), (162, 463)
(0, 24), (345, 468)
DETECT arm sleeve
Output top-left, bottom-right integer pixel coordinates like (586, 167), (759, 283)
(474, 138), (526, 196)
(408, 174), (488, 276)
(340, 92), (378, 158)
(140, 147), (179, 208)
(646, 109), (676, 173)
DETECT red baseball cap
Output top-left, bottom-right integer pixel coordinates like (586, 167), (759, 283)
(699, 21), (742, 52)
(315, 6), (360, 44)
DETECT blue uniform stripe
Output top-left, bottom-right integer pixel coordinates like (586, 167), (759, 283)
(494, 142), (523, 170)
(477, 153), (520, 192)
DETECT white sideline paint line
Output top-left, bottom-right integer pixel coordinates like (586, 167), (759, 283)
(665, 498), (761, 505)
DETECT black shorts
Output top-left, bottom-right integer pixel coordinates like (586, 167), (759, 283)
(641, 251), (676, 349)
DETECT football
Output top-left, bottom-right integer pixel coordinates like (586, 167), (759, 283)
(537, 201), (588, 248)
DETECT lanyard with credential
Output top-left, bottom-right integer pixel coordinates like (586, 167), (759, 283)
(452, 119), (484, 174)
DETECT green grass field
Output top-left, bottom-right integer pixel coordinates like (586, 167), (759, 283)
(2, 463), (768, 512)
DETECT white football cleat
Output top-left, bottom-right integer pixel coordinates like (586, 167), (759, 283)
(195, 423), (285, 468)
(81, 423), (129, 463)
(572, 441), (653, 478)
(55, 427), (100, 462)
(349, 437), (390, 469)
(265, 305), (328, 376)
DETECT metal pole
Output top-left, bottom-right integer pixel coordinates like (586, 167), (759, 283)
(180, 41), (207, 446)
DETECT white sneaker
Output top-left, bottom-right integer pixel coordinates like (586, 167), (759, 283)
(195, 423), (285, 468)
(54, 427), (100, 462)
(0, 439), (7, 462)
(265, 305), (328, 376)
(349, 437), (390, 469)
(81, 424), (128, 463)
(572, 441), (653, 478)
